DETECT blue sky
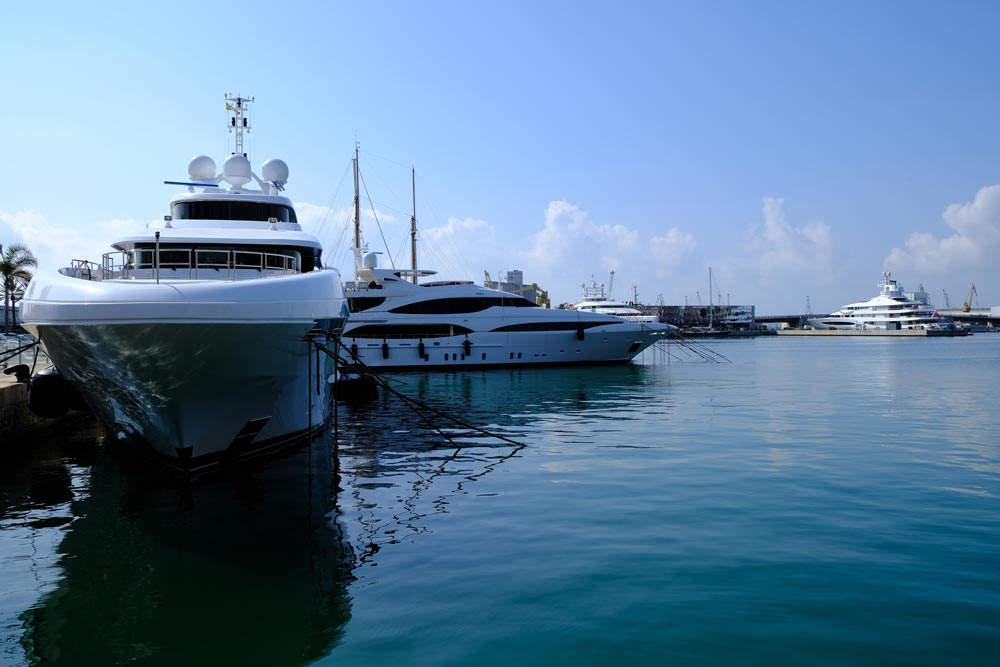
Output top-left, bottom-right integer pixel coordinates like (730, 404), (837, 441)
(3, 0), (999, 313)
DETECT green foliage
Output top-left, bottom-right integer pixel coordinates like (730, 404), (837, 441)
(1, 243), (37, 333)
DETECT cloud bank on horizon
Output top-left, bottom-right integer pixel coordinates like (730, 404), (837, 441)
(4, 182), (998, 313)
(885, 184), (1000, 283)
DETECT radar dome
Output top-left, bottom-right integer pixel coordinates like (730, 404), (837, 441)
(261, 158), (289, 185)
(363, 252), (380, 269)
(188, 155), (217, 182)
(222, 154), (252, 187)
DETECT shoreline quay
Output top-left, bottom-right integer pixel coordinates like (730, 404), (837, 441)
(0, 361), (56, 447)
(776, 328), (970, 337)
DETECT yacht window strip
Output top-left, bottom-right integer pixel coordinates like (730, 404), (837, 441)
(101, 247), (298, 281)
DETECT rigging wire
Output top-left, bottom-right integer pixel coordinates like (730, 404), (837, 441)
(359, 150), (407, 217)
(314, 159), (351, 244)
(358, 166), (397, 270)
(358, 149), (420, 271)
(415, 173), (479, 280)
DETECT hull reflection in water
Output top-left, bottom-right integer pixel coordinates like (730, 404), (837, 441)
(336, 365), (660, 561)
(16, 434), (353, 667)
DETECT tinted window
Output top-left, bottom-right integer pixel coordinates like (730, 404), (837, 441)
(348, 297), (387, 312)
(172, 200), (298, 223)
(491, 321), (616, 333)
(389, 297), (536, 314)
(131, 244), (318, 272)
(345, 324), (474, 339)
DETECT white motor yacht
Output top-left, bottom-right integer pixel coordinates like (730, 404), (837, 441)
(344, 255), (670, 370)
(339, 154), (672, 370)
(807, 272), (943, 330)
(570, 275), (659, 323)
(20, 97), (349, 472)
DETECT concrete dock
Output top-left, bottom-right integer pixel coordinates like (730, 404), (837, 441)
(776, 328), (970, 337)
(1, 366), (48, 445)
(1, 341), (57, 446)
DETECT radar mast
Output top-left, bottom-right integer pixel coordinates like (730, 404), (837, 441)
(225, 94), (254, 158)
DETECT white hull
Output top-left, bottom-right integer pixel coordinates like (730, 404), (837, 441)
(344, 324), (669, 371)
(808, 272), (943, 331)
(22, 270), (347, 470)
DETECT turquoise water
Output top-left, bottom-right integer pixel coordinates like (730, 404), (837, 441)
(2, 336), (999, 665)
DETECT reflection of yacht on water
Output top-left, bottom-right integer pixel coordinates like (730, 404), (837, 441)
(570, 272), (660, 323)
(807, 273), (945, 330)
(8, 429), (353, 667)
(336, 364), (662, 560)
(20, 96), (348, 472)
(339, 152), (672, 370)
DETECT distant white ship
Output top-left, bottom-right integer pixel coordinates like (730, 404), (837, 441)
(808, 273), (944, 330)
(570, 275), (660, 324)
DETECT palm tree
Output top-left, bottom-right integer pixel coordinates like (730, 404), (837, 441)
(1, 243), (37, 334)
(9, 275), (29, 331)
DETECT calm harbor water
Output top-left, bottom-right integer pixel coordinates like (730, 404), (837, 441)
(2, 335), (999, 665)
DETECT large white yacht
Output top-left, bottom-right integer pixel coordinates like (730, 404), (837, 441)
(20, 97), (349, 472)
(807, 272), (943, 330)
(570, 274), (659, 323)
(339, 154), (672, 370)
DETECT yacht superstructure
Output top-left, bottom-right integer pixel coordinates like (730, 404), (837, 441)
(340, 152), (672, 370)
(571, 275), (659, 323)
(807, 273), (943, 330)
(20, 96), (349, 471)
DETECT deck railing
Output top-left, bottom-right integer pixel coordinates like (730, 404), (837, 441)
(96, 248), (299, 282)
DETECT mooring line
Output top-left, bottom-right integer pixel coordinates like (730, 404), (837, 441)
(0, 341), (40, 367)
(660, 333), (730, 363)
(312, 340), (525, 449)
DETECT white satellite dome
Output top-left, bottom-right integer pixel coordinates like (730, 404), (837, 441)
(362, 251), (380, 269)
(188, 155), (217, 182)
(261, 158), (289, 185)
(222, 154), (252, 187)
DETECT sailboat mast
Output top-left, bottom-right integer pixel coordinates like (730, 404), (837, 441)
(708, 266), (713, 329)
(352, 144), (361, 275)
(410, 167), (417, 284)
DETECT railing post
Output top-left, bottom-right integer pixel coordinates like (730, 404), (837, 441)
(154, 231), (161, 284)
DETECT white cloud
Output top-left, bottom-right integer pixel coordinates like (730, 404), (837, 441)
(419, 216), (497, 279)
(294, 201), (406, 273)
(748, 197), (834, 279)
(673, 197), (839, 313)
(1, 209), (146, 272)
(513, 200), (691, 303)
(886, 184), (1000, 274)
(650, 228), (698, 279)
(524, 200), (641, 272)
(389, 200), (701, 304)
(293, 201), (339, 233)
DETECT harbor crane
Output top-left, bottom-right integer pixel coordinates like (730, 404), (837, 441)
(942, 289), (951, 309)
(511, 283), (551, 308)
(962, 283), (978, 312)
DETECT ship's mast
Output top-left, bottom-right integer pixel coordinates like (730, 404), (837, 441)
(410, 167), (418, 284)
(708, 266), (713, 329)
(353, 144), (362, 276)
(225, 94), (253, 158)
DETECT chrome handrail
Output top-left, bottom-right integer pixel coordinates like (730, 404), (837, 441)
(99, 247), (299, 281)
